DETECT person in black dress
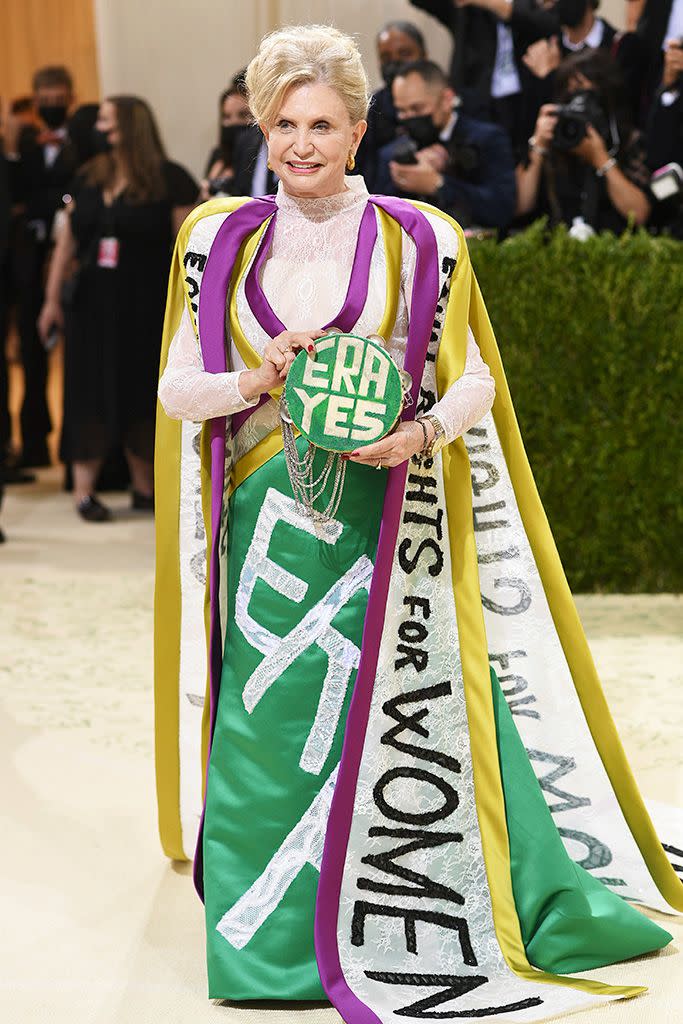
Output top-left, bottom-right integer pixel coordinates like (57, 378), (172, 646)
(38, 95), (198, 522)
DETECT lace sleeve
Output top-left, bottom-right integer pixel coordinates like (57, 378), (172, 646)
(430, 327), (496, 443)
(158, 305), (258, 422)
(400, 232), (495, 444)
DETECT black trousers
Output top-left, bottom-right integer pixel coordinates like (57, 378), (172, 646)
(14, 223), (51, 462)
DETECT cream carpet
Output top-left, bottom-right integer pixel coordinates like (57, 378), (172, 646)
(1, 468), (681, 1023)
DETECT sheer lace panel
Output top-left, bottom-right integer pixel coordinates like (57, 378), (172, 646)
(261, 175), (370, 331)
(158, 305), (257, 422)
(431, 328), (496, 443)
(392, 230), (495, 444)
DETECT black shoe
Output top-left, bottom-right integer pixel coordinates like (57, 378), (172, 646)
(131, 490), (154, 512)
(3, 465), (36, 484)
(15, 446), (51, 469)
(77, 495), (113, 523)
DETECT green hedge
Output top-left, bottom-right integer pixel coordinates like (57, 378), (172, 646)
(469, 221), (682, 593)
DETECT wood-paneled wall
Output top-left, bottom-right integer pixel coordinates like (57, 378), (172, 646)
(0, 0), (100, 108)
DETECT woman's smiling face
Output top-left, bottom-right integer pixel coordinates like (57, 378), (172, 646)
(263, 81), (366, 198)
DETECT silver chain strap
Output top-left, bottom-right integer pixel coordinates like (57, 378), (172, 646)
(280, 393), (348, 524)
(279, 356), (413, 524)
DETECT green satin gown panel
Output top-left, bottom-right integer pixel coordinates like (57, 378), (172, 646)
(203, 443), (386, 1000)
(490, 667), (672, 973)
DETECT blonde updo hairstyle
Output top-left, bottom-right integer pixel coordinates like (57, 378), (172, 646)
(245, 24), (371, 129)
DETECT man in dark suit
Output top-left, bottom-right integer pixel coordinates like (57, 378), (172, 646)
(229, 125), (278, 197)
(0, 152), (9, 535)
(5, 65), (78, 468)
(409, 0), (561, 149)
(356, 21), (427, 192)
(375, 60), (516, 229)
(410, 1), (621, 155)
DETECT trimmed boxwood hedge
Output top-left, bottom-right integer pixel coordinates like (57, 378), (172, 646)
(469, 221), (682, 593)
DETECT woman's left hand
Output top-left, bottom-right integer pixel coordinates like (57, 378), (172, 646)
(344, 420), (432, 469)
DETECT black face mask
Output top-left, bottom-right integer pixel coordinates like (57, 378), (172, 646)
(38, 104), (68, 129)
(91, 128), (114, 155)
(401, 113), (440, 149)
(220, 123), (248, 156)
(556, 0), (589, 29)
(380, 61), (403, 87)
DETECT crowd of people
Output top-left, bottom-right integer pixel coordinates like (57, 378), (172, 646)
(0, 0), (681, 534)
(0, 68), (199, 528)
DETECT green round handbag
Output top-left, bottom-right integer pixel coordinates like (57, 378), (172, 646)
(283, 332), (405, 452)
(280, 332), (411, 522)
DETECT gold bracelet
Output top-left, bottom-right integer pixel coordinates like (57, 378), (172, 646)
(416, 417), (429, 455)
(418, 414), (446, 457)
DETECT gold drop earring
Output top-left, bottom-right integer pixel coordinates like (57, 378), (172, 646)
(346, 149), (356, 171)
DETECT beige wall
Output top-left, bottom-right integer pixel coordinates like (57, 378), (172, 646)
(93, 0), (273, 180)
(93, 0), (628, 182)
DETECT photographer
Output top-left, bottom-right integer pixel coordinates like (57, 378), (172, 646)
(376, 60), (516, 229)
(515, 48), (650, 233)
(520, 2), (620, 132)
(200, 78), (251, 201)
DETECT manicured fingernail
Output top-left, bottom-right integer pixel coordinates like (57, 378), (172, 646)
(350, 451), (359, 457)
(341, 454), (350, 461)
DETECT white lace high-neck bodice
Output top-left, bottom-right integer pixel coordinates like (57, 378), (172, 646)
(158, 177), (495, 443)
(263, 177), (369, 330)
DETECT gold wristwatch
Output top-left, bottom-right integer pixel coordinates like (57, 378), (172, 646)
(418, 414), (447, 457)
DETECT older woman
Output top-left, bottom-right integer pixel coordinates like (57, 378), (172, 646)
(155, 24), (679, 1023)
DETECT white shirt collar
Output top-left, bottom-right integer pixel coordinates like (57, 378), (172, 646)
(439, 109), (459, 142)
(562, 18), (604, 52)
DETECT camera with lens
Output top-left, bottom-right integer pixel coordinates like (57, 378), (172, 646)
(207, 175), (234, 196)
(552, 90), (611, 152)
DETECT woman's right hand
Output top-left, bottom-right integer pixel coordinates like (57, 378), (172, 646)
(532, 105), (559, 152)
(240, 329), (328, 400)
(522, 36), (561, 80)
(37, 299), (64, 345)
